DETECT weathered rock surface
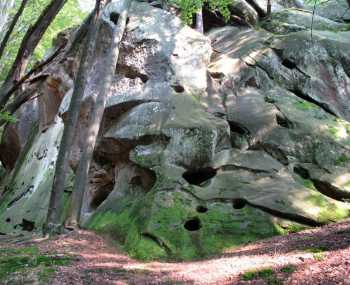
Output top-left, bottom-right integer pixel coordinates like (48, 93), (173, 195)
(0, 2), (349, 260)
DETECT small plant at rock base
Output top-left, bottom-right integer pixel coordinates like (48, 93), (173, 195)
(242, 268), (282, 284)
(280, 265), (296, 273)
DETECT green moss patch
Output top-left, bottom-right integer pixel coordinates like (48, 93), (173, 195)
(0, 246), (71, 283)
(242, 268), (282, 284)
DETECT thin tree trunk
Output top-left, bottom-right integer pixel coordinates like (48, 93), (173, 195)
(0, 0), (16, 36)
(44, 1), (102, 236)
(195, 8), (204, 34)
(267, 0), (272, 16)
(67, 0), (132, 227)
(0, 0), (29, 61)
(0, 0), (66, 110)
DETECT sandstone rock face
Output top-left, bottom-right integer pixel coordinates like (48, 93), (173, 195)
(0, 2), (349, 260)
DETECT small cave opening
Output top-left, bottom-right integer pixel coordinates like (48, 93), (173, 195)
(18, 219), (35, 232)
(196, 205), (208, 213)
(182, 167), (217, 186)
(129, 168), (157, 192)
(171, 84), (185, 93)
(232, 198), (247, 209)
(110, 12), (120, 25)
(5, 218), (11, 223)
(228, 121), (249, 136)
(184, 217), (202, 231)
(90, 184), (114, 211)
(281, 58), (297, 69)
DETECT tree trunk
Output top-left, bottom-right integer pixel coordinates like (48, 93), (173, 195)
(44, 1), (102, 236)
(67, 0), (132, 227)
(0, 0), (66, 110)
(267, 0), (272, 17)
(195, 8), (204, 34)
(0, 0), (16, 36)
(0, 0), (29, 61)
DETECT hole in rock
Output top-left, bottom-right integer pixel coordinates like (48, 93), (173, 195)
(90, 184), (114, 210)
(282, 59), (297, 69)
(182, 167), (217, 186)
(196, 205), (208, 213)
(110, 12), (120, 25)
(232, 198), (247, 209)
(276, 114), (291, 128)
(0, 232), (5, 235)
(19, 219), (35, 232)
(293, 166), (310, 179)
(171, 84), (185, 93)
(5, 218), (11, 223)
(228, 121), (249, 136)
(184, 217), (202, 231)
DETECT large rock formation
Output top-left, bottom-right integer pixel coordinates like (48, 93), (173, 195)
(0, 1), (349, 259)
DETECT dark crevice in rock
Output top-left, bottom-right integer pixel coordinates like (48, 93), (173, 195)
(247, 201), (324, 227)
(232, 198), (247, 209)
(196, 205), (208, 213)
(251, 144), (289, 165)
(293, 165), (310, 179)
(227, 121), (250, 136)
(311, 180), (350, 202)
(287, 88), (337, 117)
(184, 217), (202, 231)
(276, 114), (292, 128)
(0, 232), (6, 235)
(110, 12), (120, 25)
(5, 218), (11, 223)
(281, 58), (297, 69)
(221, 164), (271, 173)
(142, 232), (172, 253)
(7, 185), (34, 208)
(183, 167), (217, 186)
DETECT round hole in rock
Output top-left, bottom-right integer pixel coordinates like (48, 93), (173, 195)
(171, 84), (185, 93)
(184, 217), (202, 231)
(232, 198), (247, 209)
(5, 218), (11, 223)
(182, 167), (217, 186)
(196, 205), (208, 213)
(110, 12), (120, 25)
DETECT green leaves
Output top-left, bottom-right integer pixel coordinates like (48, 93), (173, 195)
(0, 0), (86, 84)
(170, 0), (232, 25)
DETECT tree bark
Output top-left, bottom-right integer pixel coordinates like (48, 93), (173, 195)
(0, 0), (66, 110)
(67, 0), (132, 227)
(0, 0), (29, 61)
(267, 0), (272, 17)
(0, 0), (16, 36)
(195, 8), (204, 34)
(44, 1), (102, 236)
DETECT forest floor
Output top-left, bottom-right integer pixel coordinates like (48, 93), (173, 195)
(1, 220), (350, 284)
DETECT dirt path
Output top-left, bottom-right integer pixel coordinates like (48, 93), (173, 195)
(1, 220), (350, 284)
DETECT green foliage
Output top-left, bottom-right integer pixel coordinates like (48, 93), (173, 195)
(0, 111), (17, 123)
(304, 246), (327, 261)
(0, 0), (86, 84)
(242, 268), (282, 284)
(170, 0), (232, 24)
(280, 265), (296, 273)
(0, 246), (71, 282)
